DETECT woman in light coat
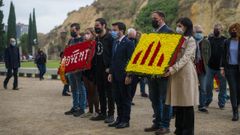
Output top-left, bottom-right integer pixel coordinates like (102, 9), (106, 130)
(164, 17), (199, 135)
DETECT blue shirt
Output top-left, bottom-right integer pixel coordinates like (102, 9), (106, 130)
(229, 40), (239, 65)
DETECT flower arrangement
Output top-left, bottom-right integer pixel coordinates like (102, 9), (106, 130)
(126, 33), (184, 76)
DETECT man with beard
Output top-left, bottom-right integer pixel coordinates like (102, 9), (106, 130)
(90, 18), (115, 124)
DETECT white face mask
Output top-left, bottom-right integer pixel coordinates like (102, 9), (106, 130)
(84, 34), (91, 40)
(176, 27), (184, 34)
(11, 41), (16, 46)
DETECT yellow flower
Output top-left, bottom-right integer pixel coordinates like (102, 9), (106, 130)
(126, 33), (183, 76)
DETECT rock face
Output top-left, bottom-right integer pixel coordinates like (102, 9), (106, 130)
(43, 0), (240, 59)
(178, 0), (240, 34)
(43, 0), (148, 59)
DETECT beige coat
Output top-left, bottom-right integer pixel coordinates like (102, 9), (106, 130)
(166, 36), (199, 106)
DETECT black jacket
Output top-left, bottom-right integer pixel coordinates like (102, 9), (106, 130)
(156, 24), (173, 33)
(110, 36), (134, 82)
(221, 38), (240, 70)
(95, 32), (114, 69)
(4, 45), (20, 69)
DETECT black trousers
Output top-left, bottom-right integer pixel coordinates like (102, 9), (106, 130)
(174, 106), (194, 135)
(113, 81), (132, 123)
(96, 71), (114, 116)
(4, 68), (18, 88)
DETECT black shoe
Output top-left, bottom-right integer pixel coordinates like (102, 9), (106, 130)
(144, 125), (159, 132)
(232, 107), (239, 121)
(64, 108), (75, 115)
(108, 120), (121, 127)
(115, 122), (129, 129)
(198, 108), (209, 113)
(12, 87), (19, 90)
(73, 109), (85, 117)
(141, 93), (148, 97)
(90, 114), (106, 121)
(104, 115), (114, 123)
(62, 93), (71, 96)
(219, 105), (225, 110)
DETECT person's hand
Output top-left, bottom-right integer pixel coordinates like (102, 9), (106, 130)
(125, 76), (132, 85)
(220, 69), (225, 77)
(108, 74), (112, 83)
(163, 67), (173, 77)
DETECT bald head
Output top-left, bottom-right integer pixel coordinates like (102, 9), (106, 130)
(127, 28), (137, 39)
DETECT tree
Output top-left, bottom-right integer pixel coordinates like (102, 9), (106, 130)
(32, 8), (38, 45)
(28, 13), (33, 53)
(19, 33), (28, 55)
(7, 1), (16, 45)
(0, 0), (4, 61)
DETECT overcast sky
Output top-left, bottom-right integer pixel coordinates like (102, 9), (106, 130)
(1, 0), (95, 34)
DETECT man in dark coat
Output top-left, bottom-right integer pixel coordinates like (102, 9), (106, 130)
(108, 22), (134, 129)
(144, 11), (173, 135)
(3, 38), (21, 90)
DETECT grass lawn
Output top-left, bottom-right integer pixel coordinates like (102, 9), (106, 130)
(0, 60), (60, 68)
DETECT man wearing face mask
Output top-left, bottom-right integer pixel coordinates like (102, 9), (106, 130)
(3, 38), (20, 90)
(193, 25), (211, 113)
(205, 23), (228, 109)
(144, 11), (173, 135)
(64, 23), (87, 117)
(108, 22), (134, 128)
(90, 18), (115, 124)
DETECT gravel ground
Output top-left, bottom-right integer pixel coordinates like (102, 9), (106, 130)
(0, 76), (239, 135)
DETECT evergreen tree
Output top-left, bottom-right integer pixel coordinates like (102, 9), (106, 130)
(19, 33), (28, 54)
(32, 8), (38, 45)
(0, 0), (5, 61)
(28, 13), (33, 53)
(7, 1), (16, 45)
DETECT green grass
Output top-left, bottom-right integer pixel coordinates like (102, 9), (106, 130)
(0, 60), (60, 68)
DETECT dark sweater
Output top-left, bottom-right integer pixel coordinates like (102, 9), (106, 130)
(208, 35), (226, 70)
(4, 45), (20, 69)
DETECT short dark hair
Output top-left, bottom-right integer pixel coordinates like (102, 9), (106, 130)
(112, 22), (126, 34)
(176, 17), (193, 36)
(70, 23), (80, 30)
(152, 11), (165, 19)
(95, 18), (107, 28)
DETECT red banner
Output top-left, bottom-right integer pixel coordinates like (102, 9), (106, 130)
(63, 41), (96, 73)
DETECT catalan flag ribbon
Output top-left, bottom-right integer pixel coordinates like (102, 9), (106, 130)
(126, 33), (184, 76)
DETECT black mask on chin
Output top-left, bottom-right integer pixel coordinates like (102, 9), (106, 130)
(95, 27), (103, 34)
(71, 31), (78, 38)
(230, 32), (237, 38)
(152, 20), (159, 29)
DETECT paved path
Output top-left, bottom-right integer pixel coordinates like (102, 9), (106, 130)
(0, 76), (239, 135)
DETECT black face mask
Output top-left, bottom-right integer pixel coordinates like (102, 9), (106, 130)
(71, 31), (77, 38)
(129, 38), (135, 41)
(95, 27), (103, 34)
(230, 32), (237, 38)
(152, 20), (159, 29)
(213, 29), (220, 37)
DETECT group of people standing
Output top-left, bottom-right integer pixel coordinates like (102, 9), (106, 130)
(3, 9), (238, 135)
(61, 10), (240, 135)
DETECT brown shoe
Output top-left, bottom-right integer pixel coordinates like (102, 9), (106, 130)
(155, 128), (170, 135)
(144, 125), (159, 132)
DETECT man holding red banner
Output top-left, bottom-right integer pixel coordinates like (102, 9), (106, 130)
(64, 23), (87, 117)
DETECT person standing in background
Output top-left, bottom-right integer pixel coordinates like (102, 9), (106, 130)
(221, 23), (240, 121)
(35, 49), (47, 80)
(3, 38), (20, 90)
